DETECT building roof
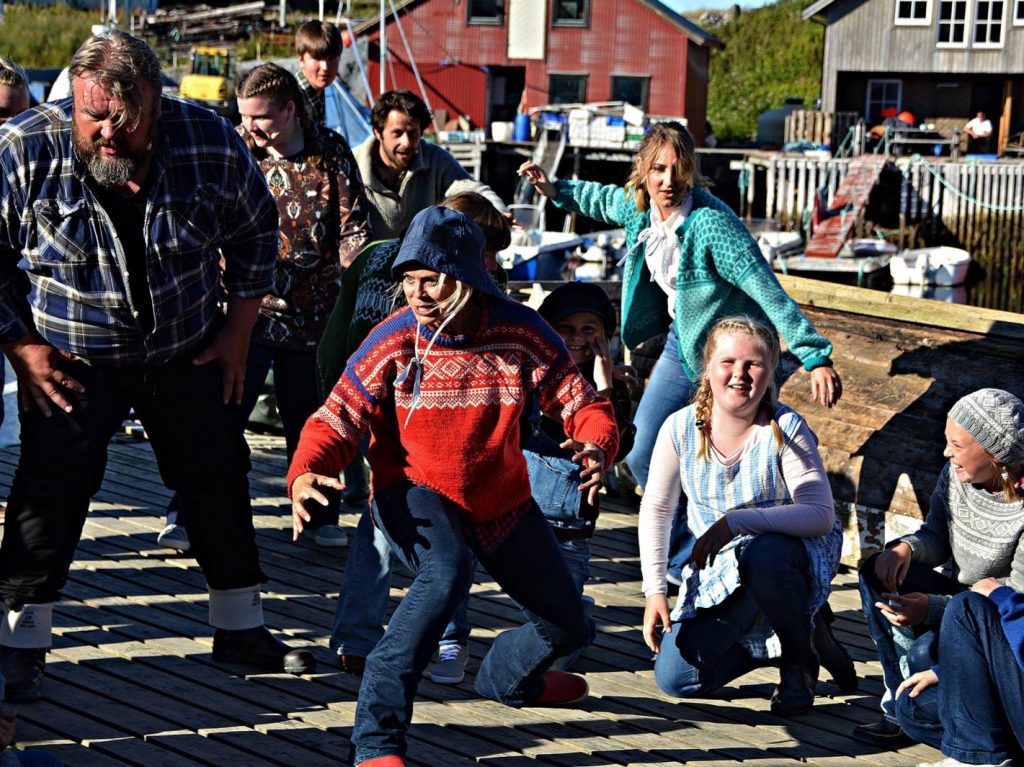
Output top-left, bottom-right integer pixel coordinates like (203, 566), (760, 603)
(354, 0), (723, 48)
(802, 0), (859, 20)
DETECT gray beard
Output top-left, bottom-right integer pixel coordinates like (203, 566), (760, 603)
(87, 153), (137, 188)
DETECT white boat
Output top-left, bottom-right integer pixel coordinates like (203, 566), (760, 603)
(756, 231), (803, 262)
(889, 246), (971, 285)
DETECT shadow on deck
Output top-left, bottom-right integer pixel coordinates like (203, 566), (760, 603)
(0, 432), (941, 767)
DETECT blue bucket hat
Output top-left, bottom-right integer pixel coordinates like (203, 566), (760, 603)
(391, 207), (504, 298)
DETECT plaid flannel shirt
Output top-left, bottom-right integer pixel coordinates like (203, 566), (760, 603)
(0, 96), (278, 366)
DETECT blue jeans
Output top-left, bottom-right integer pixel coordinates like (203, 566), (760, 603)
(895, 592), (1024, 762)
(859, 553), (963, 722)
(654, 533), (812, 696)
(351, 483), (591, 763)
(10, 751), (64, 767)
(625, 326), (695, 578)
(331, 503), (471, 658)
(523, 432), (595, 670)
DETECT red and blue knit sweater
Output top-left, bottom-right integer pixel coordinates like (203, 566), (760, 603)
(288, 297), (619, 524)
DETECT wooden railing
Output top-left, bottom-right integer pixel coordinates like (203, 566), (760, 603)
(783, 109), (859, 149)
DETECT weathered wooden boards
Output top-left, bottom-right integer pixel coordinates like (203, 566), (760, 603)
(0, 429), (944, 766)
(777, 274), (1024, 563)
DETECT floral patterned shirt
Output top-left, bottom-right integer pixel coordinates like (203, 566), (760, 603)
(241, 126), (371, 349)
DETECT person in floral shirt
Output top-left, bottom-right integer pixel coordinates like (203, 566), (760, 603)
(157, 62), (370, 551)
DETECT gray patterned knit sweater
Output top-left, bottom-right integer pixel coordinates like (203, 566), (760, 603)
(900, 462), (1024, 625)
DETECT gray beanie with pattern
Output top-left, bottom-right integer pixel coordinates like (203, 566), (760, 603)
(948, 388), (1024, 466)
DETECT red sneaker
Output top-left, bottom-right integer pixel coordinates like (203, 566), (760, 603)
(356, 756), (406, 767)
(536, 669), (589, 705)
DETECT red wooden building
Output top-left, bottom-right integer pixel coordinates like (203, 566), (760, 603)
(352, 0), (722, 145)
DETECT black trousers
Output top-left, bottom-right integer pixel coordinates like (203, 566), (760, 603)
(0, 355), (265, 607)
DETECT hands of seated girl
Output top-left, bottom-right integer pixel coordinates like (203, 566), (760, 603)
(643, 594), (672, 653)
(874, 542), (912, 592)
(561, 439), (606, 505)
(896, 668), (938, 699)
(876, 592), (929, 627)
(692, 516), (735, 570)
(612, 364), (640, 394)
(809, 365), (842, 408)
(971, 577), (1002, 597)
(289, 472), (345, 541)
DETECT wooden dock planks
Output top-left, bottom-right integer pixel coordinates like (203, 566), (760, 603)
(0, 432), (942, 766)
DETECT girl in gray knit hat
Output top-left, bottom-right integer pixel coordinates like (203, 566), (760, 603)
(853, 388), (1024, 763)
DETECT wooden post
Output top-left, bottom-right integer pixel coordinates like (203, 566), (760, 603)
(999, 79), (1012, 157)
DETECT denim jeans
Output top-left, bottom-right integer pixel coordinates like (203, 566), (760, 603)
(523, 432), (588, 537)
(624, 326), (695, 578)
(330, 504), (471, 658)
(895, 592), (1024, 762)
(242, 342), (339, 527)
(0, 355), (262, 606)
(7, 750), (65, 767)
(351, 483), (591, 763)
(858, 553), (963, 722)
(654, 533), (812, 696)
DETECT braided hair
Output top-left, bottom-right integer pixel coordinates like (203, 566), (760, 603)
(236, 62), (325, 168)
(693, 316), (784, 461)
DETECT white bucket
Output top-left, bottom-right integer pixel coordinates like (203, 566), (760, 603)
(490, 121), (514, 142)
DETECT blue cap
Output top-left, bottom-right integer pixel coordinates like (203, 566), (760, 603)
(391, 207), (504, 298)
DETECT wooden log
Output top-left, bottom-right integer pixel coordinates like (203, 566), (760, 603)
(776, 274), (1024, 564)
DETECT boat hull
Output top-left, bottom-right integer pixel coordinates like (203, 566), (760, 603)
(890, 246), (971, 285)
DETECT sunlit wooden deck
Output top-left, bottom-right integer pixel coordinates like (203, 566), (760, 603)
(0, 431), (944, 767)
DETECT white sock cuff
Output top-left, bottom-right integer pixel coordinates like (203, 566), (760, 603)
(0, 603), (54, 648)
(208, 585), (264, 630)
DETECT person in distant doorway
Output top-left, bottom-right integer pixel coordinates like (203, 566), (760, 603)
(295, 20), (342, 128)
(963, 111), (993, 153)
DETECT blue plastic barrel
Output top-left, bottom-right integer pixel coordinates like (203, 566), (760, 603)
(513, 114), (531, 142)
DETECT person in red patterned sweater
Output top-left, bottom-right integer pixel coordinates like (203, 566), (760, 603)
(288, 205), (618, 767)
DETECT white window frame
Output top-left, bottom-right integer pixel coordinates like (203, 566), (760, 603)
(1014, 0), (1024, 25)
(894, 0), (932, 25)
(972, 0), (1006, 44)
(936, 0), (971, 47)
(865, 79), (902, 123)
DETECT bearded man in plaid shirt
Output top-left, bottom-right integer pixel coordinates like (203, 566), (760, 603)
(0, 30), (316, 703)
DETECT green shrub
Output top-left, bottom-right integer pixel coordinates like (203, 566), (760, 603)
(0, 4), (96, 67)
(707, 0), (824, 142)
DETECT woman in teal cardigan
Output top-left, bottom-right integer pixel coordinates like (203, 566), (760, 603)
(519, 121), (842, 576)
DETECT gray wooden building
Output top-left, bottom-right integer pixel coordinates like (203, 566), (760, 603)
(803, 0), (1024, 147)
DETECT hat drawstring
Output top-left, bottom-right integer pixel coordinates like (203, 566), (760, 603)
(399, 303), (464, 427)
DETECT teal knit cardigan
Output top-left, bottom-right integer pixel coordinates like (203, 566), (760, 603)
(552, 180), (834, 379)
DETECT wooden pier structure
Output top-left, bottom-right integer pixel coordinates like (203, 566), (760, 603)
(804, 156), (888, 259)
(0, 427), (946, 767)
